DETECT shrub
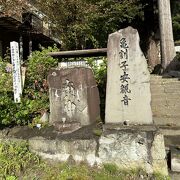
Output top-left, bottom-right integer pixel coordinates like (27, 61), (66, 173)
(0, 45), (108, 127)
(0, 46), (58, 127)
(0, 141), (40, 178)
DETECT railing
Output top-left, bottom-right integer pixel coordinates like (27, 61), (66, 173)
(48, 48), (107, 68)
(48, 48), (107, 58)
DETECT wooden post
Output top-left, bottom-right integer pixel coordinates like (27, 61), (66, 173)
(29, 38), (32, 57)
(158, 0), (176, 70)
(10, 41), (22, 103)
(19, 36), (23, 64)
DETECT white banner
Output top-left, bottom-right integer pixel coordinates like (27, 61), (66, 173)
(10, 41), (22, 103)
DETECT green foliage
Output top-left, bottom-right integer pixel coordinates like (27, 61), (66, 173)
(153, 172), (171, 180)
(0, 141), (40, 179)
(176, 52), (180, 62)
(93, 128), (103, 136)
(103, 163), (119, 174)
(5, 176), (18, 180)
(0, 92), (17, 126)
(173, 15), (180, 41)
(26, 46), (58, 83)
(0, 46), (58, 127)
(171, 0), (180, 41)
(37, 0), (145, 50)
(87, 0), (144, 48)
(0, 57), (13, 92)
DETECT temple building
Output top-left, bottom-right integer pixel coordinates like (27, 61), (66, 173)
(0, 0), (60, 60)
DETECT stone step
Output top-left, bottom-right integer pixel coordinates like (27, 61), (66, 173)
(151, 85), (180, 90)
(151, 98), (180, 105)
(151, 77), (180, 81)
(151, 91), (180, 95)
(151, 94), (180, 99)
(169, 172), (180, 180)
(151, 86), (180, 92)
(164, 136), (180, 149)
(151, 94), (180, 100)
(151, 83), (180, 87)
(150, 81), (180, 85)
(150, 75), (179, 81)
(150, 78), (180, 82)
(154, 117), (180, 126)
(152, 103), (180, 108)
(159, 127), (180, 136)
(152, 106), (180, 116)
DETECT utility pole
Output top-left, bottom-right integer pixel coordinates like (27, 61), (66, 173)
(158, 0), (176, 70)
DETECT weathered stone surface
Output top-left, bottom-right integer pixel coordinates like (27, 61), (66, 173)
(98, 128), (168, 175)
(151, 133), (168, 175)
(147, 38), (160, 70)
(29, 137), (98, 166)
(98, 131), (149, 168)
(47, 67), (100, 131)
(40, 111), (49, 123)
(105, 26), (152, 124)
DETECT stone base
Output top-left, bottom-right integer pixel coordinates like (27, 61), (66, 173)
(98, 125), (168, 176)
(29, 137), (97, 166)
(0, 125), (168, 176)
(53, 121), (81, 134)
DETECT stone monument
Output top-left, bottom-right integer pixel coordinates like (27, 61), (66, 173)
(105, 26), (153, 124)
(101, 27), (168, 175)
(47, 67), (100, 133)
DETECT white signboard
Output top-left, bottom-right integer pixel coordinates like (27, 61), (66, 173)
(58, 59), (103, 68)
(10, 41), (22, 103)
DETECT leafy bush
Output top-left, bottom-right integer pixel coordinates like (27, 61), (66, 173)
(176, 52), (180, 62)
(0, 141), (39, 178)
(0, 57), (13, 92)
(0, 46), (58, 127)
(0, 45), (108, 127)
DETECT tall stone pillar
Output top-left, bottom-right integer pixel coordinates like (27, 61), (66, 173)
(105, 27), (153, 125)
(158, 0), (176, 70)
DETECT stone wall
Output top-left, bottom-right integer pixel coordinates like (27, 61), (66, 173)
(150, 75), (180, 126)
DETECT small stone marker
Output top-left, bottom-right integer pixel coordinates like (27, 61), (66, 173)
(10, 41), (22, 103)
(105, 27), (153, 124)
(47, 67), (100, 133)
